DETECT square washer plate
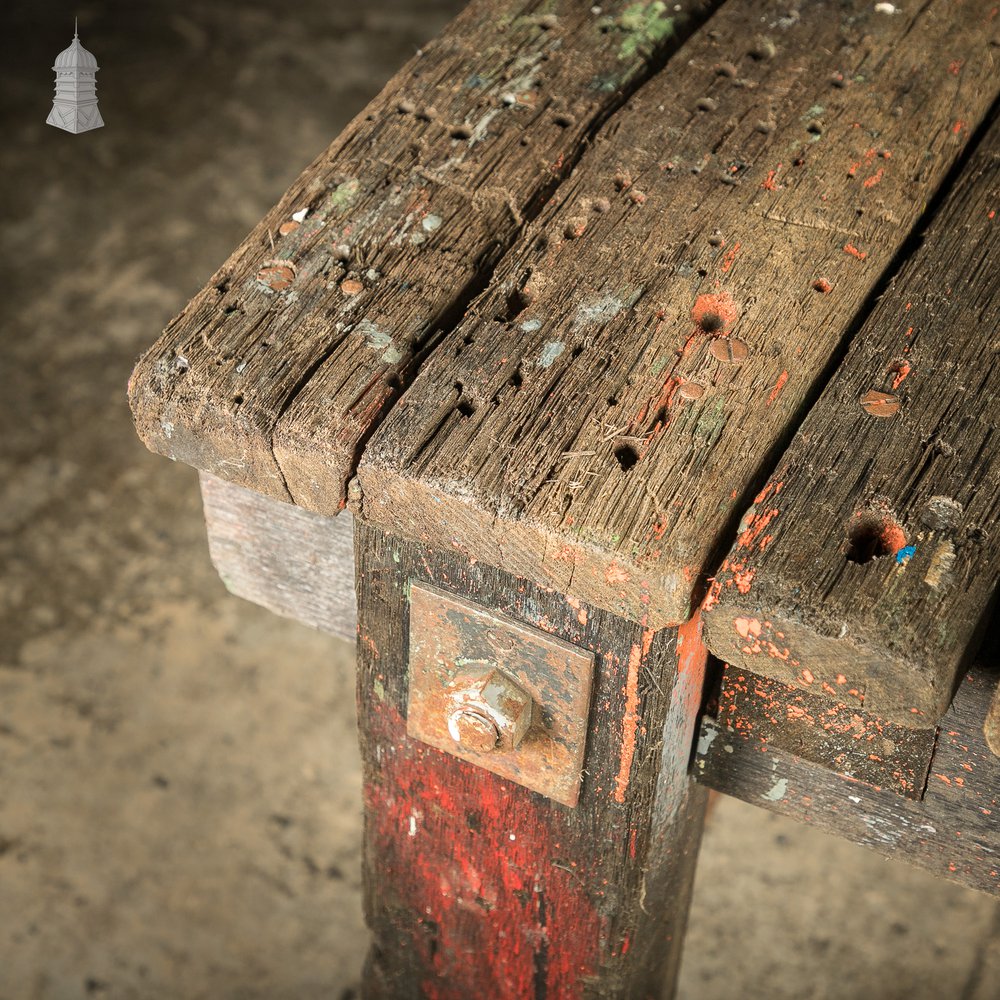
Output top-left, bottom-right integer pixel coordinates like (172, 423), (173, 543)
(407, 581), (595, 807)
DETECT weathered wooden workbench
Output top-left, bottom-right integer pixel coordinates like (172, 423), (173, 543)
(129, 1), (1000, 995)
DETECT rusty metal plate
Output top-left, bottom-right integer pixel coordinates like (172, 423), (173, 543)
(407, 581), (595, 807)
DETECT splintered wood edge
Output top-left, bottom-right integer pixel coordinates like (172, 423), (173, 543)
(357, 0), (1000, 630)
(127, 0), (715, 512)
(703, 125), (1000, 726)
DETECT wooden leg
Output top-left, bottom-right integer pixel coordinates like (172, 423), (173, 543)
(354, 523), (708, 999)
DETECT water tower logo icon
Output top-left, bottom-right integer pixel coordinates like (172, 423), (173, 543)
(47, 19), (105, 134)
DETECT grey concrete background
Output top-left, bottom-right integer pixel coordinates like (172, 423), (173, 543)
(1, 2), (997, 998)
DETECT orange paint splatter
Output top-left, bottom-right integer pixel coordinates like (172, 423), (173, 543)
(691, 291), (739, 334)
(613, 628), (655, 803)
(949, 59), (963, 75)
(844, 243), (868, 260)
(733, 565), (755, 594)
(605, 563), (630, 586)
(766, 370), (789, 406)
(762, 166), (783, 191)
(953, 120), (965, 135)
(676, 611), (707, 677)
(565, 595), (588, 627)
(738, 508), (780, 550)
(863, 169), (884, 189)
(702, 577), (723, 613)
(722, 242), (741, 272)
(733, 617), (792, 661)
(890, 361), (911, 390)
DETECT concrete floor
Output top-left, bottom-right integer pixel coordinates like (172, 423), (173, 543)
(1, 2), (998, 998)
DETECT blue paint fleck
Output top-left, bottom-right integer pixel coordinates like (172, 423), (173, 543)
(896, 545), (916, 565)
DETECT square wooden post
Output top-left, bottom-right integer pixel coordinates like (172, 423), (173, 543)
(354, 522), (708, 998)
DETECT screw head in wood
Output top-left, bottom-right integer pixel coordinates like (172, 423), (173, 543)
(677, 382), (705, 400)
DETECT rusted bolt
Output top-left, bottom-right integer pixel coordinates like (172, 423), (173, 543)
(448, 669), (532, 752)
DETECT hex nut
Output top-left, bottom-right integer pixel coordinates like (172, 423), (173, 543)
(448, 669), (533, 751)
(447, 709), (500, 753)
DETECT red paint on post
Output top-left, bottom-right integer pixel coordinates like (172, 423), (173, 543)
(365, 702), (605, 998)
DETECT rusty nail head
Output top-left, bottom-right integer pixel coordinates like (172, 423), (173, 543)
(709, 337), (749, 364)
(860, 389), (900, 417)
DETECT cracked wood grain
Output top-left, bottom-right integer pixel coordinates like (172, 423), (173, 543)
(128, 0), (714, 507)
(703, 116), (1000, 725)
(357, 0), (1000, 630)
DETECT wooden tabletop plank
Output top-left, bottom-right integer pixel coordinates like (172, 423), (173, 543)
(702, 118), (1000, 725)
(357, 0), (1000, 630)
(128, 0), (713, 507)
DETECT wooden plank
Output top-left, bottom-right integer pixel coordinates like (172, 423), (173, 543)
(703, 117), (1000, 725)
(695, 664), (1000, 897)
(715, 666), (937, 800)
(200, 472), (356, 639)
(355, 521), (709, 997)
(356, 0), (1000, 630)
(128, 0), (715, 509)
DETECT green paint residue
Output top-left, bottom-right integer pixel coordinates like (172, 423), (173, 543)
(693, 397), (727, 441)
(329, 178), (360, 211)
(589, 74), (620, 93)
(651, 356), (669, 376)
(356, 319), (402, 364)
(617, 2), (675, 61)
(373, 679), (386, 702)
(537, 341), (565, 368)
